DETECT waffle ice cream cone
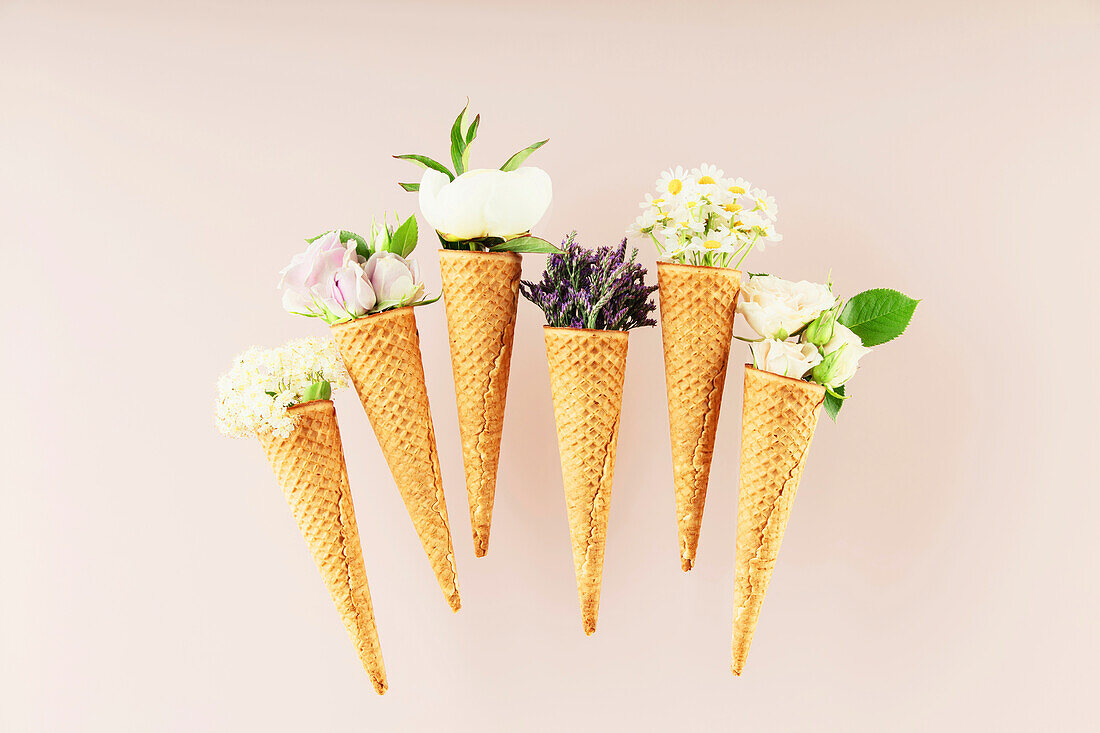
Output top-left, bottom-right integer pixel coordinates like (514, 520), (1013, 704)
(731, 367), (825, 675)
(331, 308), (460, 612)
(543, 327), (629, 635)
(257, 400), (387, 694)
(438, 249), (522, 558)
(657, 262), (742, 571)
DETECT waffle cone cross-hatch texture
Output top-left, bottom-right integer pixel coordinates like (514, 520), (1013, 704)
(331, 308), (460, 613)
(731, 367), (826, 675)
(543, 327), (629, 636)
(438, 250), (522, 558)
(256, 400), (387, 694)
(656, 262), (742, 572)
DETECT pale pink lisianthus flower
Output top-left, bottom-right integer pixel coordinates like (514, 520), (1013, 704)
(279, 232), (377, 322)
(362, 251), (425, 310)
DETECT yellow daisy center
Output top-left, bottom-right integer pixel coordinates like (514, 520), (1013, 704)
(651, 197), (665, 206)
(704, 239), (722, 249)
(698, 175), (715, 184)
(686, 201), (697, 209)
(728, 186), (746, 195)
(667, 179), (683, 195)
(723, 203), (742, 213)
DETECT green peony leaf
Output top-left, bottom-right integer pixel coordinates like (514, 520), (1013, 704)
(450, 101), (469, 175)
(388, 214), (419, 258)
(465, 113), (480, 144)
(839, 288), (919, 347)
(392, 154), (453, 180)
(500, 139), (548, 171)
(461, 113), (480, 172)
(398, 182), (420, 192)
(489, 235), (562, 254)
(823, 385), (845, 421)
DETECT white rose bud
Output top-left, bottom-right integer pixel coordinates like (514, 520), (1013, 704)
(812, 323), (872, 388)
(750, 339), (823, 380)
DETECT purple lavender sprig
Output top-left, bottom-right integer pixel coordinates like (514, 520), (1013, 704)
(520, 231), (657, 331)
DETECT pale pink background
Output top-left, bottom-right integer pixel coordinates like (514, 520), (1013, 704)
(3, 1), (1097, 730)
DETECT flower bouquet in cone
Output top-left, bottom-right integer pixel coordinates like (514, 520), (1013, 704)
(278, 221), (462, 612)
(520, 232), (657, 635)
(629, 164), (782, 571)
(395, 101), (559, 556)
(730, 274), (919, 674)
(215, 338), (387, 693)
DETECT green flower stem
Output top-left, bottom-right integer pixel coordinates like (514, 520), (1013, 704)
(733, 233), (760, 270)
(647, 231), (665, 257)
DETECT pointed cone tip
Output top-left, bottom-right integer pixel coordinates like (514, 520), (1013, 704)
(681, 557), (694, 572)
(472, 528), (489, 558)
(448, 592), (462, 613)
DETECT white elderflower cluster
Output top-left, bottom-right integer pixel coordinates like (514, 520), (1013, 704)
(215, 337), (348, 439)
(628, 163), (781, 268)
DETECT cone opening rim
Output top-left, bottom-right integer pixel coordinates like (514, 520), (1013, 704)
(657, 261), (742, 276)
(285, 399), (335, 413)
(329, 305), (416, 331)
(543, 325), (630, 340)
(438, 248), (521, 261)
(744, 364), (827, 394)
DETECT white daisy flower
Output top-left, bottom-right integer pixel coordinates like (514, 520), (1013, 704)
(656, 166), (690, 197)
(687, 230), (736, 253)
(692, 163), (725, 187)
(752, 188), (778, 222)
(725, 177), (753, 196)
(639, 193), (671, 211)
(627, 207), (660, 237)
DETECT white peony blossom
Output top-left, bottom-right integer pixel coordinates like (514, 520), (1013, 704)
(418, 167), (552, 242)
(750, 339), (823, 380)
(737, 275), (837, 339)
(215, 338), (349, 439)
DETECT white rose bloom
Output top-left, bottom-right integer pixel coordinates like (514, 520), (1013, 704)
(418, 166), (552, 242)
(817, 323), (872, 388)
(750, 339), (823, 380)
(737, 275), (837, 339)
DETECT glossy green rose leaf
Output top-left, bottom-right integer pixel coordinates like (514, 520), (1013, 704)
(839, 288), (918, 347)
